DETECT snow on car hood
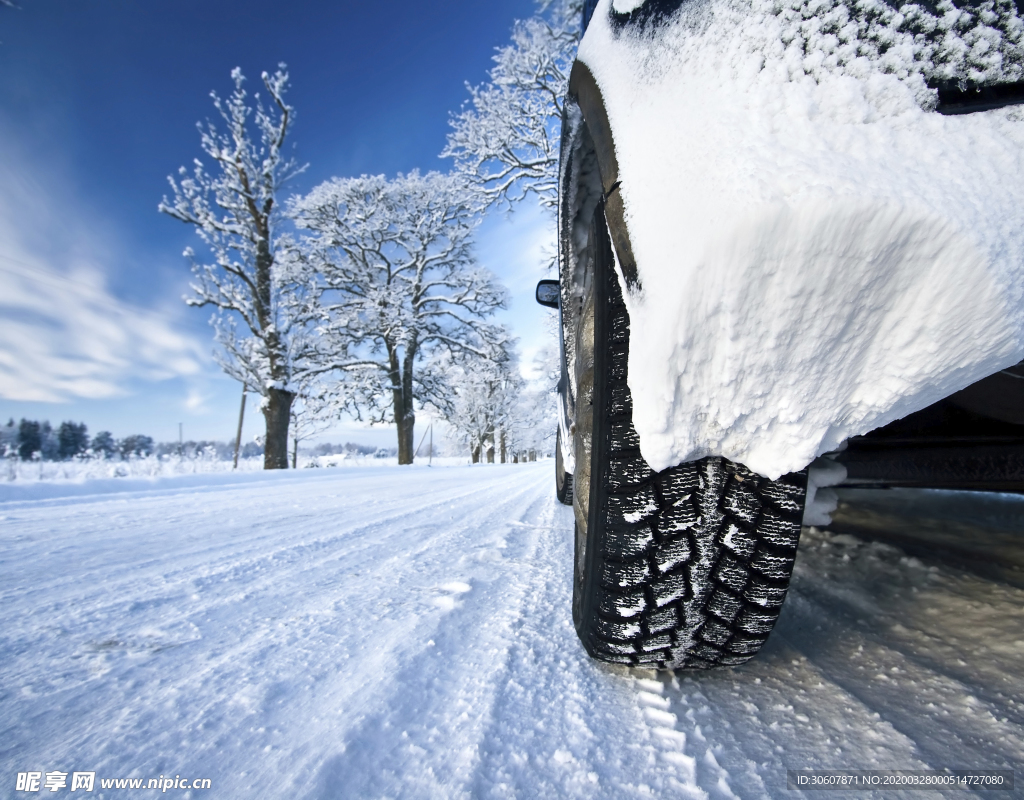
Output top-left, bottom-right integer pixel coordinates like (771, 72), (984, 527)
(578, 0), (1024, 479)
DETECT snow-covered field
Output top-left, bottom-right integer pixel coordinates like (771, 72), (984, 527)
(1, 464), (1021, 798)
(0, 455), (469, 488)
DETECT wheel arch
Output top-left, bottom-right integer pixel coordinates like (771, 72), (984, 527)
(559, 59), (642, 459)
(567, 61), (640, 291)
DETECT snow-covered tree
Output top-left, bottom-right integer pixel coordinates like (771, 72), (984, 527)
(159, 65), (315, 470)
(506, 384), (558, 460)
(292, 171), (510, 465)
(445, 342), (560, 464)
(119, 435), (155, 459)
(39, 422), (58, 460)
(288, 378), (338, 469)
(57, 421), (89, 460)
(0, 419), (16, 459)
(444, 348), (523, 463)
(505, 339), (560, 459)
(17, 419), (40, 461)
(91, 431), (116, 459)
(443, 0), (583, 210)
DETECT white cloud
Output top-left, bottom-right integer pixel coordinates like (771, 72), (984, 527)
(0, 148), (206, 403)
(183, 385), (212, 413)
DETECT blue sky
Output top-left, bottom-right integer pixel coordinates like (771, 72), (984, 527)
(0, 0), (558, 448)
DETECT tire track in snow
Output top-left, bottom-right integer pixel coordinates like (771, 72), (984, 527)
(633, 523), (1024, 799)
(168, 466), (556, 797)
(652, 642), (933, 799)
(0, 465), (553, 797)
(1, 465), (541, 657)
(468, 499), (713, 799)
(4, 472), (1023, 798)
(2, 467), (531, 610)
(300, 473), (558, 799)
(776, 528), (1024, 780)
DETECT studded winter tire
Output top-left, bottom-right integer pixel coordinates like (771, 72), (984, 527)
(570, 206), (808, 669)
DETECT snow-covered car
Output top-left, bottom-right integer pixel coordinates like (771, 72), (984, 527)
(537, 0), (1024, 669)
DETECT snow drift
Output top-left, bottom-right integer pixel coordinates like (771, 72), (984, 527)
(578, 0), (1024, 479)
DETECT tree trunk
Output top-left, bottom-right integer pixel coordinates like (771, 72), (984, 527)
(472, 444), (480, 464)
(485, 424), (495, 464)
(500, 428), (506, 464)
(389, 342), (417, 465)
(396, 413), (415, 465)
(255, 227), (294, 472)
(292, 437), (298, 469)
(263, 387), (294, 469)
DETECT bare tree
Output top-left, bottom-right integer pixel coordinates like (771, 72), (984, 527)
(292, 171), (510, 465)
(159, 65), (312, 469)
(443, 0), (583, 210)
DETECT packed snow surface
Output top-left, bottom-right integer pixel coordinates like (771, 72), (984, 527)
(2, 464), (1022, 798)
(579, 0), (1024, 478)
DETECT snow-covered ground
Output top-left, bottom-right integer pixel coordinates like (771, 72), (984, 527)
(0, 455), (470, 488)
(1, 464), (1021, 798)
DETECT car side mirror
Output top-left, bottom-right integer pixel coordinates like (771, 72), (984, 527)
(535, 280), (559, 309)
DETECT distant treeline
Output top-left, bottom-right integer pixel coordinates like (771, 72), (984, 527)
(0, 418), (259, 461)
(1, 419), (390, 462)
(307, 442), (385, 457)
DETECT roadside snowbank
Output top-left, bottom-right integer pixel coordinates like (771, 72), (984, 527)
(1, 455), (265, 486)
(579, 0), (1024, 478)
(0, 456), (476, 504)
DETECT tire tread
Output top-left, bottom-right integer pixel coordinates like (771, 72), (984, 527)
(575, 228), (807, 669)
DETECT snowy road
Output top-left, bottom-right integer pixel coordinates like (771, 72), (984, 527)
(1, 465), (1021, 798)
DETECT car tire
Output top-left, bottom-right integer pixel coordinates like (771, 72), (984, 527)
(570, 204), (808, 669)
(556, 428), (574, 505)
